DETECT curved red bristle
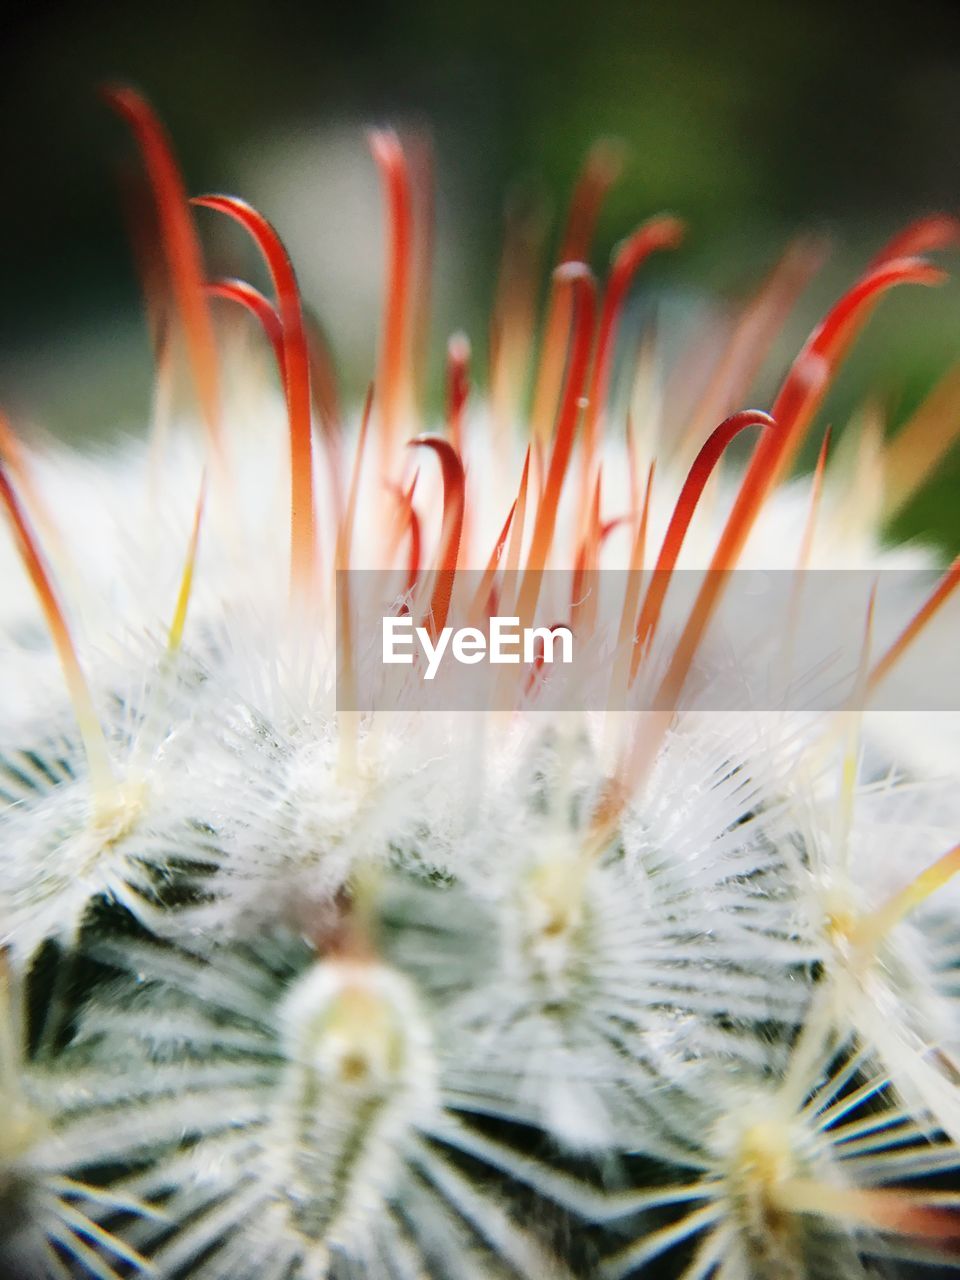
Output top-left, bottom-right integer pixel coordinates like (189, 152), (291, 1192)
(370, 130), (415, 463)
(206, 278), (285, 377)
(530, 141), (624, 443)
(517, 264), (598, 627)
(102, 87), (221, 456)
(770, 258), (945, 475)
(409, 436), (465, 639)
(192, 195), (317, 596)
(653, 257), (942, 718)
(0, 462), (113, 798)
(592, 259), (931, 842)
(593, 261), (946, 843)
(209, 279), (346, 544)
(631, 409), (776, 679)
(870, 214), (960, 268)
(580, 216), (684, 482)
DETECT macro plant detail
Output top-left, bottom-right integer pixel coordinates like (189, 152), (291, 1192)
(1, 85), (960, 1280)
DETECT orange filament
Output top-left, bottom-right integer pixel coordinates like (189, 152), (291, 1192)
(530, 141), (623, 443)
(882, 363), (960, 518)
(369, 130), (414, 464)
(0, 463), (113, 800)
(517, 264), (597, 628)
(578, 216), (684, 526)
(867, 556), (960, 696)
(409, 437), (465, 639)
(193, 195), (317, 597)
(102, 87), (221, 457)
(571, 471), (603, 634)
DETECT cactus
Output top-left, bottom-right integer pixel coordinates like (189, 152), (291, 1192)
(2, 88), (960, 1279)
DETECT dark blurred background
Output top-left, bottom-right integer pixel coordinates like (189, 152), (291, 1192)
(3, 0), (960, 542)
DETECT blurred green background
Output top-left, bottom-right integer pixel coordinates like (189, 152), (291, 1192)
(2, 0), (960, 543)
